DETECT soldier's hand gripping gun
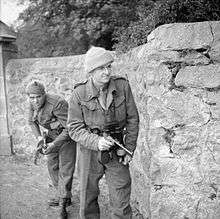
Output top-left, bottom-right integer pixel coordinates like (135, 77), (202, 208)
(34, 131), (47, 165)
(98, 133), (133, 164)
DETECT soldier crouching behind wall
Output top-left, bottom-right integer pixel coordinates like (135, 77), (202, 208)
(67, 46), (139, 219)
(26, 81), (77, 219)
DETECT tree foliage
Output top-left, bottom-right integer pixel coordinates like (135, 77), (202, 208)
(113, 0), (220, 52)
(17, 0), (138, 57)
(16, 0), (220, 57)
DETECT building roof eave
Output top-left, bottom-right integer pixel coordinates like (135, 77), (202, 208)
(0, 36), (16, 42)
(0, 21), (17, 42)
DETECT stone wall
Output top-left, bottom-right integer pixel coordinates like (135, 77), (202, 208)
(6, 55), (85, 153)
(6, 21), (220, 218)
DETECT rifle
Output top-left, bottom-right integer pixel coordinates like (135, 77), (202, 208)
(34, 131), (47, 165)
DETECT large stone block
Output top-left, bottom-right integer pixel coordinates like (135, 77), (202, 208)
(147, 90), (211, 128)
(209, 22), (220, 63)
(147, 21), (217, 51)
(175, 64), (220, 88)
(137, 45), (210, 66)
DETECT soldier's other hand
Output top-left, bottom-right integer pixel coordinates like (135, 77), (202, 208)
(42, 142), (55, 155)
(121, 154), (132, 165)
(98, 137), (114, 151)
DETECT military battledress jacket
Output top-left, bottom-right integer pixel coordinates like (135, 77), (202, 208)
(28, 94), (71, 148)
(67, 76), (139, 153)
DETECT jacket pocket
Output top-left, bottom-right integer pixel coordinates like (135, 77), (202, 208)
(81, 100), (101, 126)
(81, 100), (98, 111)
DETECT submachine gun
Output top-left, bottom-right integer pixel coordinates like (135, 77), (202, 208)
(34, 131), (48, 165)
(92, 124), (133, 164)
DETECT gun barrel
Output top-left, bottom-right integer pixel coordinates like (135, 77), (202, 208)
(108, 136), (133, 156)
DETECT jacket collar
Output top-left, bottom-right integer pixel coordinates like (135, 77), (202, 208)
(85, 77), (117, 101)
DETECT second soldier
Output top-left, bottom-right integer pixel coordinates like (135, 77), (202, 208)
(26, 81), (77, 219)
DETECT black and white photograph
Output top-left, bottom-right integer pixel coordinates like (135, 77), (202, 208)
(0, 0), (220, 218)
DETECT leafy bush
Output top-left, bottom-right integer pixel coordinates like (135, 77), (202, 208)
(16, 0), (220, 57)
(16, 0), (138, 57)
(113, 0), (220, 52)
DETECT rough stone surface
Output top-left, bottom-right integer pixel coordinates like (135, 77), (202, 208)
(6, 21), (220, 219)
(147, 21), (214, 51)
(175, 64), (220, 88)
(6, 55), (85, 153)
(209, 22), (220, 62)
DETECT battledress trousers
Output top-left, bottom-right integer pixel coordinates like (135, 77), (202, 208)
(68, 76), (139, 219)
(28, 94), (76, 199)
